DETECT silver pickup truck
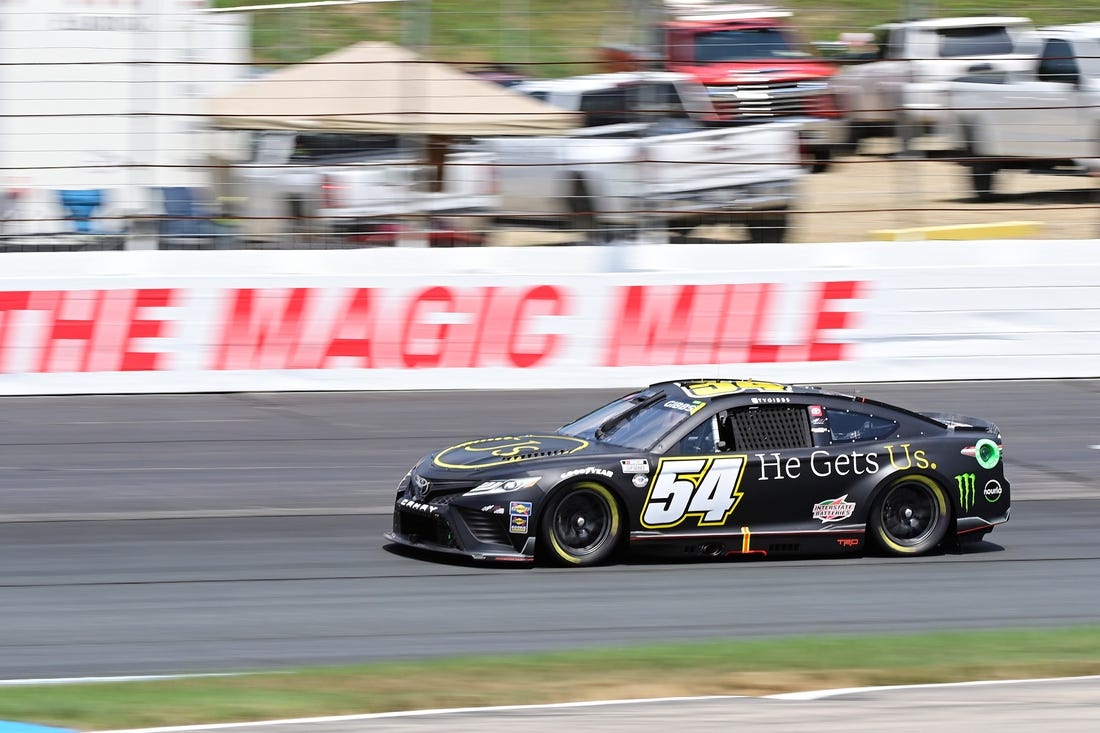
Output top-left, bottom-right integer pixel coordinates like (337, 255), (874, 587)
(830, 16), (1034, 149)
(478, 71), (804, 243)
(942, 23), (1100, 200)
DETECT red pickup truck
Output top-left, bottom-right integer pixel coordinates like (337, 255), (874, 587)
(600, 1), (844, 171)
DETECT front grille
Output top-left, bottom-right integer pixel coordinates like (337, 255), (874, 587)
(457, 508), (512, 545)
(706, 81), (824, 119)
(407, 475), (480, 502)
(396, 510), (457, 548)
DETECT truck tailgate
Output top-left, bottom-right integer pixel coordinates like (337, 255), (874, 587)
(640, 123), (803, 196)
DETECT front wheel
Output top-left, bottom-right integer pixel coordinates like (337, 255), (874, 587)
(539, 482), (622, 566)
(869, 475), (950, 556)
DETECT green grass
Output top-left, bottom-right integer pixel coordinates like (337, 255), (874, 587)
(214, 1), (1099, 72)
(5, 627), (1100, 730)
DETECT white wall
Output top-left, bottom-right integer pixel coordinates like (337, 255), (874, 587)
(0, 240), (1097, 395)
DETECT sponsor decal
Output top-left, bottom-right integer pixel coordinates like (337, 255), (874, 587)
(836, 538), (860, 548)
(632, 474), (650, 488)
(397, 498), (437, 514)
(621, 459), (650, 474)
(641, 455), (747, 528)
(809, 405), (824, 418)
(509, 501), (533, 517)
(677, 379), (790, 398)
(664, 399), (707, 414)
(435, 436), (587, 470)
(509, 515), (529, 534)
(883, 443), (937, 471)
(984, 479), (1003, 503)
(481, 504), (497, 512)
(812, 494), (856, 523)
(750, 396), (791, 404)
(412, 473), (431, 499)
(560, 467), (614, 480)
(956, 473), (976, 512)
(758, 449), (879, 481)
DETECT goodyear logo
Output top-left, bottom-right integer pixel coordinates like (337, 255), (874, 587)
(955, 473), (976, 512)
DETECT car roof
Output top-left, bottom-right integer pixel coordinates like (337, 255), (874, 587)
(513, 71), (695, 95)
(877, 16), (1032, 31)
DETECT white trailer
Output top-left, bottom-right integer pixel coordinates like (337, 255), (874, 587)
(0, 0), (248, 240)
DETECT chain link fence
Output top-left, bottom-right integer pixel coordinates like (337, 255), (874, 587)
(2, 0), (1098, 251)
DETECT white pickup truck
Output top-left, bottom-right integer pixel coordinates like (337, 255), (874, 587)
(224, 131), (494, 245)
(830, 16), (1035, 149)
(478, 72), (804, 243)
(942, 23), (1100, 200)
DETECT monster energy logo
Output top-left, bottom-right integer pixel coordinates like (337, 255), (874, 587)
(956, 473), (976, 511)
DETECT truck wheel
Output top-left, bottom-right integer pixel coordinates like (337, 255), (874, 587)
(746, 209), (789, 244)
(567, 178), (603, 243)
(968, 163), (997, 202)
(810, 148), (832, 174)
(963, 124), (997, 202)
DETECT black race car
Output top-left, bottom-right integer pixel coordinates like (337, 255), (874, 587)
(385, 379), (1010, 566)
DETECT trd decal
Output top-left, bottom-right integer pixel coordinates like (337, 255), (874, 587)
(642, 456), (747, 529)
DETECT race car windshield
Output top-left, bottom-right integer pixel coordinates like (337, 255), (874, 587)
(558, 391), (694, 450)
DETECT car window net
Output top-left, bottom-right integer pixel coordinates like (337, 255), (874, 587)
(730, 406), (812, 451)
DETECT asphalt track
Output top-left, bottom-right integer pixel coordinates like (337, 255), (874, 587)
(2, 380), (1100, 680)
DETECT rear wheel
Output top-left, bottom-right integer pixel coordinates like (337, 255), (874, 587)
(539, 482), (622, 566)
(963, 124), (998, 201)
(746, 209), (789, 243)
(870, 474), (950, 556)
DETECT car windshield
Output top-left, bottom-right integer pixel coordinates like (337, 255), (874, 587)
(558, 390), (697, 450)
(692, 28), (812, 63)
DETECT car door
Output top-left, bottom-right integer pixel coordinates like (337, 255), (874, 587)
(642, 402), (824, 535)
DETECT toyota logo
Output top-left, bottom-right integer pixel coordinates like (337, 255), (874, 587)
(412, 474), (431, 499)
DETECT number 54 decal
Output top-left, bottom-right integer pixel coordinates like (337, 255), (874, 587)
(641, 456), (747, 529)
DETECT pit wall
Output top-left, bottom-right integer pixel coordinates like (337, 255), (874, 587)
(1, 240), (1097, 395)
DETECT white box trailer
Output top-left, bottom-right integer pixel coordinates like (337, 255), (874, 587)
(0, 0), (248, 239)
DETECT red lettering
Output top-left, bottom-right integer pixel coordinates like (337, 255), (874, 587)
(605, 281), (863, 368)
(603, 285), (697, 366)
(318, 288), (375, 368)
(715, 283), (768, 364)
(679, 285), (726, 365)
(211, 288), (312, 370)
(507, 285), (566, 368)
(401, 286), (455, 369)
(37, 290), (104, 372)
(119, 289), (174, 371)
(0, 290), (31, 373)
(806, 280), (863, 361)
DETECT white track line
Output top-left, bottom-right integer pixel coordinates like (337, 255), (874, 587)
(82, 675), (1100, 733)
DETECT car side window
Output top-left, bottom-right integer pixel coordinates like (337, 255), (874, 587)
(825, 408), (898, 443)
(676, 416), (719, 455)
(1037, 39), (1079, 84)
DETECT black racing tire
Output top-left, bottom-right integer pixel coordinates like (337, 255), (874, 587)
(746, 208), (789, 243)
(539, 482), (623, 566)
(869, 474), (951, 556)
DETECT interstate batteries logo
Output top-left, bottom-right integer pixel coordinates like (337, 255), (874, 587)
(812, 494), (855, 523)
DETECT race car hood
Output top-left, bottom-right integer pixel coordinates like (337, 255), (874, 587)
(428, 434), (615, 472)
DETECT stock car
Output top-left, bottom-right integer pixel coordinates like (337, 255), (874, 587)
(384, 379), (1010, 566)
